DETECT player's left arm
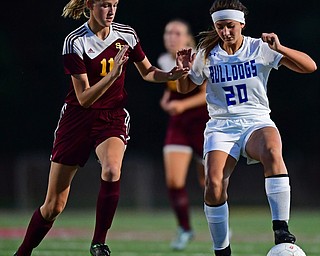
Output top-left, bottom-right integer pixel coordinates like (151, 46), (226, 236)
(164, 84), (207, 116)
(134, 57), (189, 83)
(175, 83), (207, 110)
(261, 32), (317, 73)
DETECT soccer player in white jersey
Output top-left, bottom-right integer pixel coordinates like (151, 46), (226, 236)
(13, 0), (189, 256)
(175, 0), (317, 255)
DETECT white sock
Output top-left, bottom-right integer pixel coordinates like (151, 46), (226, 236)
(204, 202), (230, 251)
(265, 176), (291, 221)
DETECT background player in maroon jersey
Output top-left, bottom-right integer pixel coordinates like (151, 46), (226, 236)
(13, 0), (189, 256)
(157, 19), (208, 250)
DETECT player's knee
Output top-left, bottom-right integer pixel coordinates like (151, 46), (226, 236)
(51, 203), (65, 218)
(205, 175), (223, 190)
(204, 177), (227, 205)
(101, 160), (122, 181)
(204, 190), (227, 205)
(42, 201), (66, 221)
(165, 177), (185, 188)
(261, 147), (282, 164)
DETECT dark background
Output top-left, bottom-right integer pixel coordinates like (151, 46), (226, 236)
(1, 0), (319, 209)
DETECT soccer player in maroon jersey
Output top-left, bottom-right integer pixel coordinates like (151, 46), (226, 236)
(13, 0), (189, 256)
(157, 19), (208, 250)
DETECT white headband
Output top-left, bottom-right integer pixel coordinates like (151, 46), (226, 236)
(211, 9), (245, 24)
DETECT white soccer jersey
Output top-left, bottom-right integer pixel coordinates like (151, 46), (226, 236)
(158, 52), (175, 71)
(158, 49), (196, 71)
(189, 36), (283, 119)
(62, 22), (140, 58)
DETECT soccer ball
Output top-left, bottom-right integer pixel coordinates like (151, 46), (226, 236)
(267, 243), (306, 256)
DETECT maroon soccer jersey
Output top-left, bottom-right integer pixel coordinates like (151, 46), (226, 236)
(62, 22), (146, 109)
(157, 52), (209, 157)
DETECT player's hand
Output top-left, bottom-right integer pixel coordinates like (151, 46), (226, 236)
(261, 33), (281, 51)
(167, 65), (190, 81)
(111, 45), (130, 78)
(165, 100), (185, 116)
(176, 48), (193, 69)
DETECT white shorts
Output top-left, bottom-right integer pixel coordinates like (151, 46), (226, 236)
(203, 115), (277, 164)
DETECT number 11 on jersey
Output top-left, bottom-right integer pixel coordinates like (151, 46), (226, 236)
(100, 58), (114, 76)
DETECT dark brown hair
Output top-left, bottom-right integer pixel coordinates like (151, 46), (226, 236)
(198, 0), (248, 59)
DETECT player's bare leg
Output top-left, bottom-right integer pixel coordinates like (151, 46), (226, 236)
(15, 163), (78, 256)
(96, 137), (126, 182)
(163, 148), (194, 250)
(41, 163), (78, 220)
(246, 127), (296, 244)
(204, 151), (236, 256)
(90, 137), (126, 256)
(196, 160), (205, 188)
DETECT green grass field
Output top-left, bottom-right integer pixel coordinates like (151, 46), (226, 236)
(0, 206), (319, 256)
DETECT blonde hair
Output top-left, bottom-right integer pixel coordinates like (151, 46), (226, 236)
(62, 0), (90, 19)
(171, 19), (196, 49)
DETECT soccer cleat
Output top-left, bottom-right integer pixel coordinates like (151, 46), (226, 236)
(274, 228), (296, 244)
(90, 243), (111, 256)
(214, 245), (231, 256)
(170, 227), (194, 250)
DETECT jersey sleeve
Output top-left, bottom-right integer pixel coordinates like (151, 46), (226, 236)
(63, 53), (87, 75)
(260, 40), (283, 70)
(113, 23), (146, 63)
(62, 34), (87, 75)
(129, 40), (146, 63)
(189, 50), (206, 85)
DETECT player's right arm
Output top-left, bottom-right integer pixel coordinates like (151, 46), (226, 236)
(160, 89), (171, 112)
(72, 45), (129, 108)
(176, 48), (198, 94)
(176, 76), (198, 94)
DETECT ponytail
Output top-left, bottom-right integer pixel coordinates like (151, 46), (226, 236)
(62, 0), (89, 20)
(197, 27), (220, 59)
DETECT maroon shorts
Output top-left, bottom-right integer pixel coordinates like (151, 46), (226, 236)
(164, 106), (208, 158)
(50, 103), (130, 167)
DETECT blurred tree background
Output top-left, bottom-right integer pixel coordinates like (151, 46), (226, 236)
(0, 0), (319, 209)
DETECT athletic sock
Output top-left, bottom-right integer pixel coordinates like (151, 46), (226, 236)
(16, 208), (54, 256)
(92, 179), (120, 245)
(272, 220), (289, 231)
(265, 175), (291, 223)
(168, 187), (191, 231)
(204, 202), (230, 252)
